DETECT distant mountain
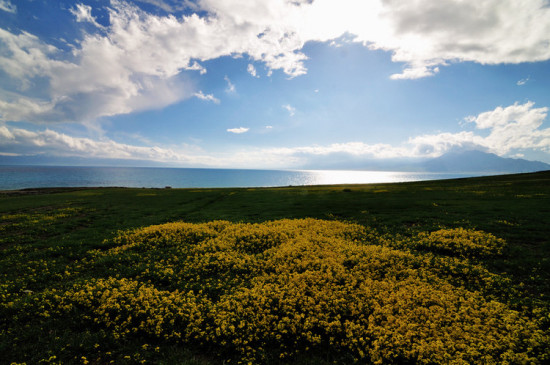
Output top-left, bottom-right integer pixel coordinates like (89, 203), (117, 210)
(2, 150), (549, 174)
(300, 150), (550, 173)
(422, 150), (550, 173)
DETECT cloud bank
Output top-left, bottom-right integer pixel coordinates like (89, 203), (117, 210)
(0, 125), (188, 162)
(2, 102), (549, 168)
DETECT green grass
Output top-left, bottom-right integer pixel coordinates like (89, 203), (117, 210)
(1, 171), (549, 363)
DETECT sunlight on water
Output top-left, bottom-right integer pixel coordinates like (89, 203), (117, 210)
(299, 170), (438, 185)
(0, 166), (481, 190)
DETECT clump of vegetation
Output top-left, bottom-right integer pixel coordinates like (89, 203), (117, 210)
(411, 228), (507, 258)
(25, 219), (545, 364)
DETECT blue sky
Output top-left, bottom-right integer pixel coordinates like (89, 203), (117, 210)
(1, 0), (550, 168)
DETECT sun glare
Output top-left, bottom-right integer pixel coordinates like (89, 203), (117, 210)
(302, 170), (419, 185)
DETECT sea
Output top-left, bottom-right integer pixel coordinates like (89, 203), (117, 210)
(0, 165), (485, 190)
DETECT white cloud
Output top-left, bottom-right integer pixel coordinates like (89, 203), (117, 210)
(0, 97), (58, 123)
(70, 3), (103, 28)
(0, 0), (16, 13)
(517, 77), (529, 86)
(0, 125), (15, 140)
(0, 29), (61, 88)
(390, 65), (440, 80)
(247, 63), (259, 77)
(194, 91), (220, 103)
(0, 125), (188, 162)
(408, 132), (483, 157)
(224, 75), (236, 93)
(199, 0), (550, 80)
(282, 104), (295, 116)
(186, 61), (207, 74)
(410, 102), (550, 156)
(369, 0), (550, 79)
(267, 142), (411, 160)
(466, 101), (550, 154)
(227, 127), (249, 134)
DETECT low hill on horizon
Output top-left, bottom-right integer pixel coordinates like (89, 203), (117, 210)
(422, 150), (550, 173)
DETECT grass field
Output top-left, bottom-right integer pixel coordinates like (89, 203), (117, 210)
(1, 171), (549, 364)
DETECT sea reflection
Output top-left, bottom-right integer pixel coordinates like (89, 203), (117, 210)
(296, 170), (434, 185)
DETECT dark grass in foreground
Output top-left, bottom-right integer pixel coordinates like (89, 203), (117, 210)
(1, 171), (549, 363)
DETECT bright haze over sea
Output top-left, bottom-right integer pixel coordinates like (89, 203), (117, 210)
(0, 166), (482, 191)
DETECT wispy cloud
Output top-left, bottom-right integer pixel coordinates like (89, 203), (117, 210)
(247, 64), (259, 78)
(227, 127), (249, 134)
(282, 104), (295, 116)
(0, 0), (16, 13)
(194, 91), (220, 104)
(517, 77), (530, 86)
(224, 76), (236, 93)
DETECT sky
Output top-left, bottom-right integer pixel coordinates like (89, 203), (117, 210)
(0, 0), (550, 169)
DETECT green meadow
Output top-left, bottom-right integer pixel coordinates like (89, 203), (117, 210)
(1, 171), (550, 364)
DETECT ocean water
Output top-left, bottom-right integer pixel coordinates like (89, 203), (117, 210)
(0, 165), (483, 190)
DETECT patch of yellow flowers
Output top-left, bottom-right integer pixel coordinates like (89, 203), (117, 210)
(413, 228), (506, 258)
(43, 219), (549, 363)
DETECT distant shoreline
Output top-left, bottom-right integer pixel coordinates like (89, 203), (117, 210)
(2, 170), (548, 194)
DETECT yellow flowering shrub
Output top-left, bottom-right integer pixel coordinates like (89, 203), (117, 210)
(412, 228), (507, 258)
(61, 277), (208, 343)
(51, 219), (547, 364)
(108, 221), (223, 251)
